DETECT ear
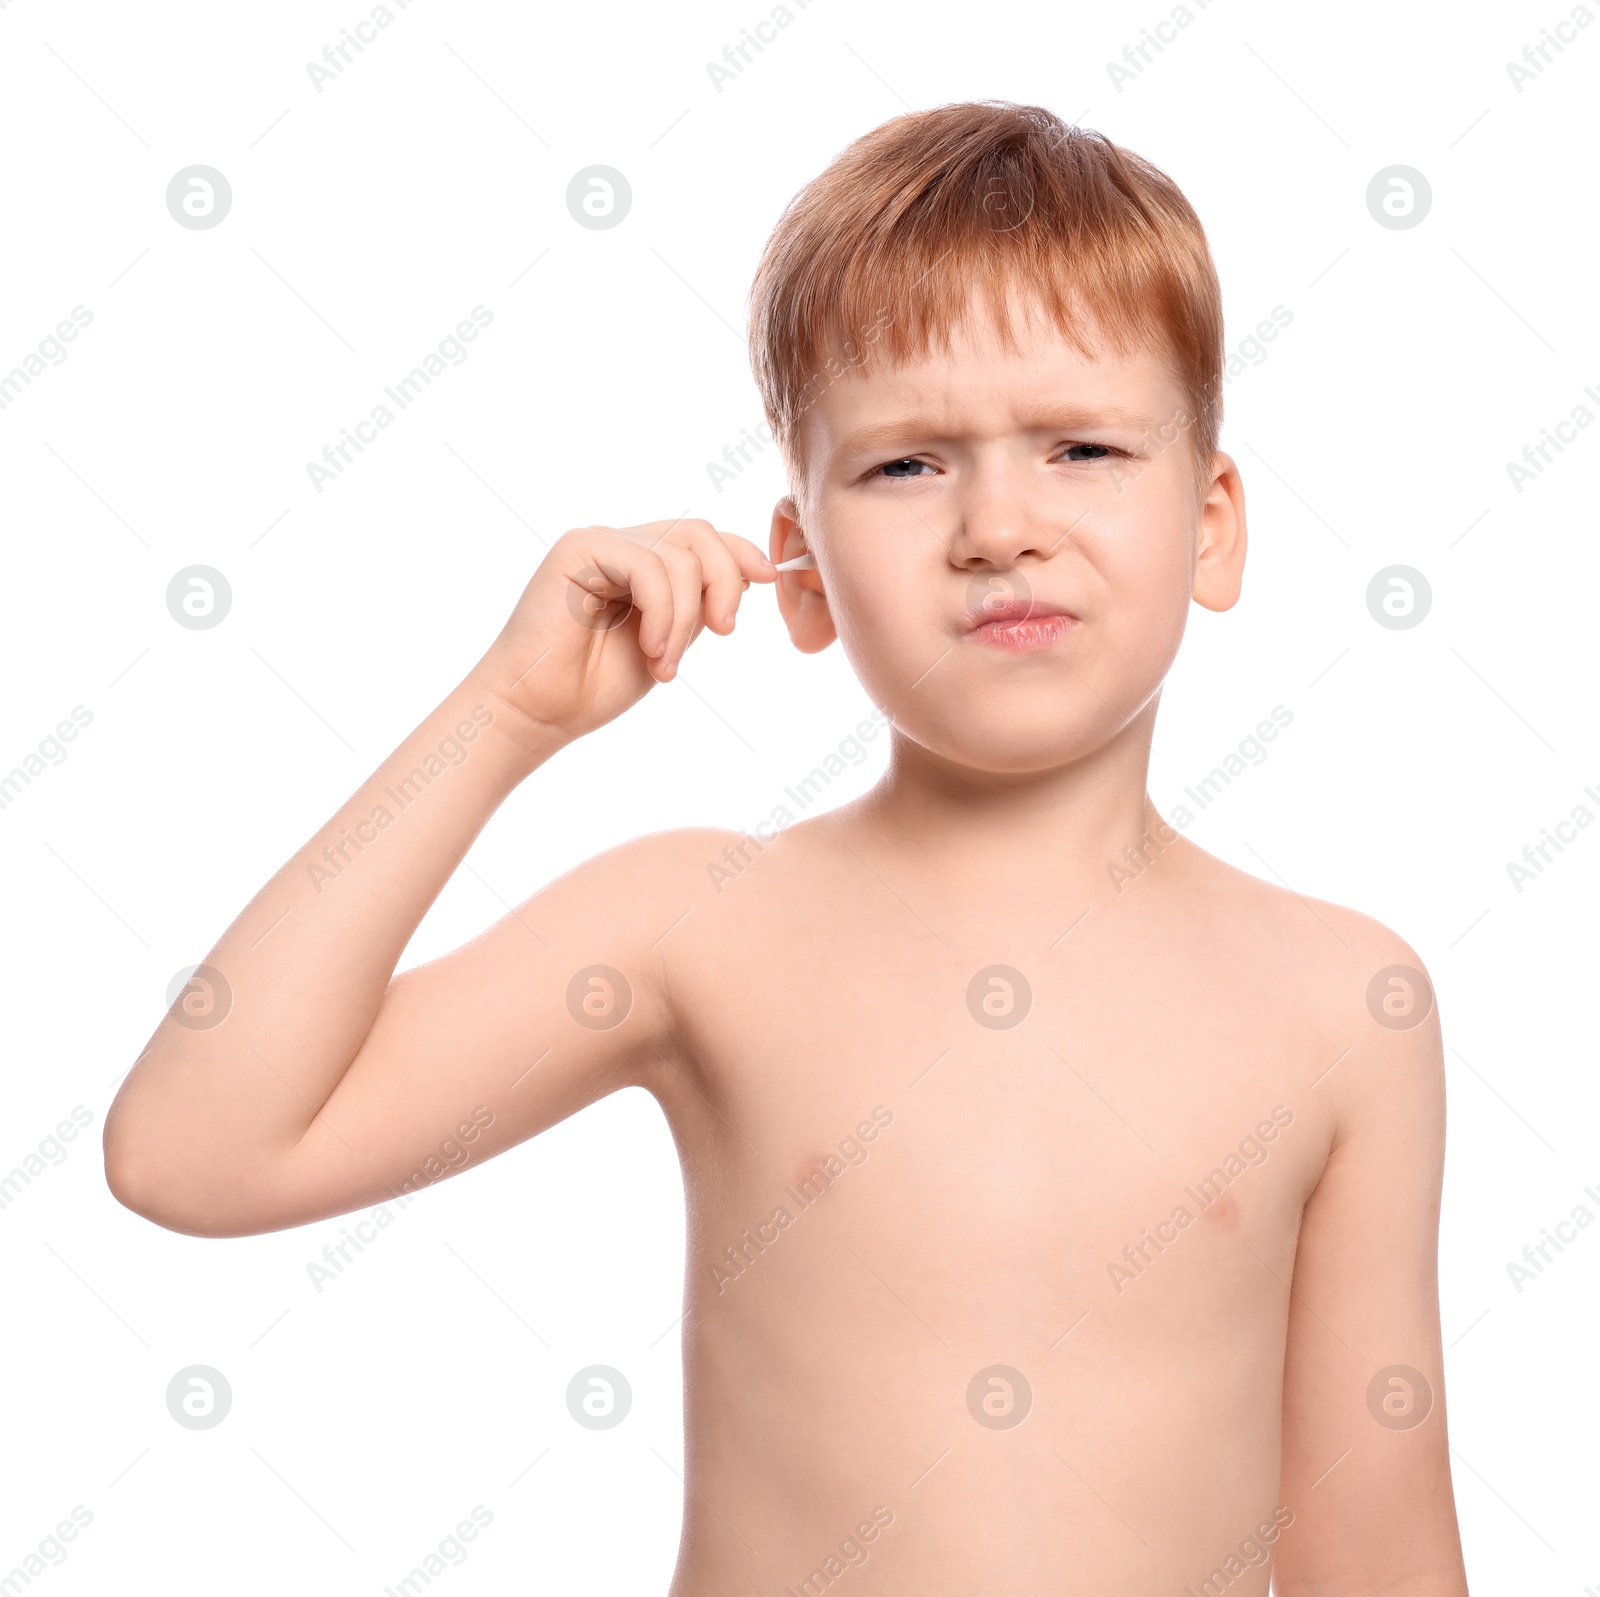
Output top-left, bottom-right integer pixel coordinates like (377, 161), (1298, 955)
(1192, 451), (1247, 612)
(769, 494), (836, 654)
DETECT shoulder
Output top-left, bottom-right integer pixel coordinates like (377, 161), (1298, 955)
(504, 828), (784, 1066)
(1268, 882), (1438, 1060)
(536, 824), (804, 937)
(572, 824), (790, 887)
(1169, 841), (1445, 1126)
(1169, 840), (1437, 1029)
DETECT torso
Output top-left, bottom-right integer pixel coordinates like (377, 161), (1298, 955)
(648, 808), (1342, 1596)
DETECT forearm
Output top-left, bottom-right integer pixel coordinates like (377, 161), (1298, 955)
(104, 668), (562, 1204)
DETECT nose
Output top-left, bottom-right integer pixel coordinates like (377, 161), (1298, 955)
(945, 450), (1058, 573)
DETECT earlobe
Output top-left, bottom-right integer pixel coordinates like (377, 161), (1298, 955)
(1192, 453), (1247, 613)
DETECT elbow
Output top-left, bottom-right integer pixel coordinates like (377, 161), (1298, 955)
(102, 1116), (157, 1221)
(101, 1124), (253, 1239)
(104, 1163), (171, 1229)
(101, 1134), (195, 1234)
(101, 1089), (175, 1227)
(104, 1164), (263, 1239)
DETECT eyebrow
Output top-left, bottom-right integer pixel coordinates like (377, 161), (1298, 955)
(836, 403), (1159, 455)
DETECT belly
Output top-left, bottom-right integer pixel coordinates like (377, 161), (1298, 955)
(667, 1138), (1301, 1597)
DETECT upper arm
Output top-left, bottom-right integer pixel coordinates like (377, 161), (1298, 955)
(251, 828), (718, 1233)
(1274, 933), (1469, 1595)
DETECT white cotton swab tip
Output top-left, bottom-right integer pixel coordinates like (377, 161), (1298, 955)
(772, 552), (817, 571)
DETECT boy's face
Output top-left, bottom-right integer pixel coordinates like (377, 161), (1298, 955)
(771, 287), (1246, 775)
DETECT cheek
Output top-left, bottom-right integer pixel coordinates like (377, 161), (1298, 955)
(1085, 513), (1195, 652)
(826, 542), (927, 658)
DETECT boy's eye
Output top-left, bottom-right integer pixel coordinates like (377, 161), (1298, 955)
(870, 443), (1124, 478)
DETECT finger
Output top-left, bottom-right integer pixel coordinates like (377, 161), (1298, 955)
(652, 542), (708, 675)
(578, 534), (677, 668)
(668, 522), (753, 634)
(632, 519), (776, 586)
(723, 530), (779, 582)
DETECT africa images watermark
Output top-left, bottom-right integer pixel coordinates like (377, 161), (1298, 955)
(305, 0), (421, 93)
(0, 705), (94, 815)
(709, 1105), (894, 1293)
(1503, 779), (1600, 893)
(1165, 705), (1294, 829)
(1105, 0), (1220, 92)
(1183, 1506), (1295, 1597)
(1106, 1106), (1296, 1293)
(784, 1506), (896, 1597)
(1505, 380), (1600, 493)
(706, 416), (778, 494)
(1504, 1180), (1600, 1294)
(1103, 306), (1294, 500)
(1, 1506), (95, 1591)
(707, 303), (895, 493)
(1506, 5), (1594, 92)
(1110, 706), (1295, 892)
(382, 1505), (493, 1597)
(708, 705), (894, 892)
(306, 705), (495, 892)
(0, 305), (94, 414)
(705, 0), (818, 93)
(0, 1106), (95, 1214)
(305, 305), (494, 493)
(306, 1105), (496, 1292)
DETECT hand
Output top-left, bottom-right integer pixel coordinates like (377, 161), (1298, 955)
(470, 518), (775, 749)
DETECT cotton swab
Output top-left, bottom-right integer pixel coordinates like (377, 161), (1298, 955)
(772, 552), (817, 571)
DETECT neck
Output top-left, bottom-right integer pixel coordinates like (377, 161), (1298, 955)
(854, 706), (1166, 886)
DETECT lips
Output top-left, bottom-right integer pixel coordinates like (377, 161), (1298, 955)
(963, 598), (1077, 651)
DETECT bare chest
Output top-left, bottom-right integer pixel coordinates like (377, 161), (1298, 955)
(663, 878), (1332, 1332)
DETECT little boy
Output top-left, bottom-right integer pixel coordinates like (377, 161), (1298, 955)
(105, 102), (1469, 1595)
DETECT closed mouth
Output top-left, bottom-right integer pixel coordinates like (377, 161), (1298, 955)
(963, 600), (1077, 651)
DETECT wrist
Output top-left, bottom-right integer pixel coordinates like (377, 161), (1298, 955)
(461, 664), (573, 771)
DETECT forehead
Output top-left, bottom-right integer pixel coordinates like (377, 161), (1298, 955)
(800, 287), (1184, 459)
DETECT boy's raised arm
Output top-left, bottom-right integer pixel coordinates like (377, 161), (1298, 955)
(102, 520), (773, 1237)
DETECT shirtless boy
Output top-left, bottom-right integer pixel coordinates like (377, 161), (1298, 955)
(104, 103), (1470, 1595)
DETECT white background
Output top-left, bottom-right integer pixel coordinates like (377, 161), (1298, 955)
(1, 0), (1596, 1590)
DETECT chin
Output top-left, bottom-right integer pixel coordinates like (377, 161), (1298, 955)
(906, 712), (1128, 777)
